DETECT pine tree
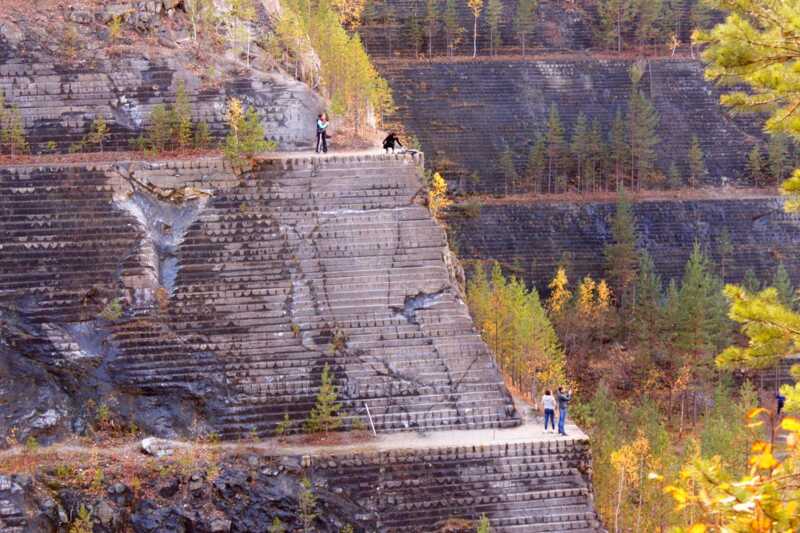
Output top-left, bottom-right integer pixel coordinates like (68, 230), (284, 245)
(185, 0), (215, 41)
(571, 112), (591, 192)
(742, 268), (761, 293)
(223, 99), (273, 168)
(304, 363), (342, 433)
(627, 64), (660, 190)
(486, 0), (503, 55)
(298, 477), (317, 532)
(526, 134), (547, 193)
(667, 160), (681, 189)
(604, 189), (639, 309)
(768, 133), (788, 185)
(194, 120), (211, 149)
(635, 0), (662, 49)
(545, 104), (565, 193)
(597, 0), (635, 52)
(632, 250), (663, 346)
(498, 146), (518, 194)
(547, 266), (572, 315)
(477, 514), (491, 533)
(586, 118), (606, 192)
(610, 108), (628, 190)
(146, 104), (173, 153)
(87, 116), (109, 152)
(746, 145), (764, 187)
(174, 80), (193, 149)
(717, 227), (733, 281)
(407, 2), (425, 56)
(443, 0), (462, 57)
(513, 0), (537, 56)
(688, 134), (706, 187)
(773, 262), (794, 308)
(424, 0), (439, 57)
(467, 261), (492, 325)
(268, 517), (286, 533)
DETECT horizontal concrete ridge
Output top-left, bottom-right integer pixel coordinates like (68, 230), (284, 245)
(450, 196), (800, 291)
(380, 58), (762, 194)
(0, 151), (519, 440)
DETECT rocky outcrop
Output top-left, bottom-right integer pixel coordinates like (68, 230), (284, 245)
(0, 3), (322, 154)
(0, 436), (601, 532)
(449, 196), (800, 291)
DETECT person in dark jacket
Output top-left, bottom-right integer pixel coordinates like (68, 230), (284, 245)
(557, 386), (572, 436)
(383, 132), (403, 153)
(777, 392), (787, 416)
(316, 113), (329, 154)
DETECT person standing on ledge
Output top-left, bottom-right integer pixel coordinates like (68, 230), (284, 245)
(542, 389), (556, 433)
(557, 386), (572, 436)
(382, 132), (403, 153)
(316, 113), (329, 154)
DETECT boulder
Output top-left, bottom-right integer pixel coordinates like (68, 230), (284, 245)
(140, 437), (174, 458)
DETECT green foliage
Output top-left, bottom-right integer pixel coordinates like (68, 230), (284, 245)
(99, 298), (123, 321)
(597, 0), (635, 52)
(604, 190), (638, 308)
(185, 0), (216, 42)
(632, 251), (662, 346)
(742, 268), (761, 293)
(513, 0), (537, 55)
(274, 412), (292, 436)
(627, 64), (661, 189)
(277, 0), (393, 129)
(746, 145), (765, 187)
(1, 102), (29, 155)
(768, 133), (789, 185)
(223, 99), (275, 168)
(304, 363), (342, 433)
(146, 104), (174, 153)
(24, 436), (39, 452)
(699, 381), (757, 475)
(545, 104), (565, 192)
(486, 0), (503, 55)
(68, 505), (93, 533)
(174, 80), (193, 149)
(695, 2), (800, 210)
(88, 116), (109, 152)
(498, 146), (518, 194)
(525, 134), (547, 193)
(476, 513), (491, 533)
(268, 517), (286, 533)
(298, 477), (317, 532)
(424, 0), (439, 57)
(443, 0), (464, 56)
(667, 160), (681, 189)
(571, 112), (591, 190)
(773, 262), (794, 308)
(687, 134), (706, 187)
(194, 120), (211, 149)
(466, 261), (567, 394)
(406, 3), (424, 56)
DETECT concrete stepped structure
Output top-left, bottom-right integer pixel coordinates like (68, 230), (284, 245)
(378, 57), (762, 194)
(0, 153), (518, 439)
(449, 196), (800, 291)
(0, 151), (603, 531)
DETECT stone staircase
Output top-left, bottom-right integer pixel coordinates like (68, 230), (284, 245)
(378, 58), (762, 194)
(312, 437), (601, 532)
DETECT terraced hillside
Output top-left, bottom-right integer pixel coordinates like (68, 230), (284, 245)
(450, 196), (800, 290)
(380, 57), (762, 194)
(0, 153), (520, 442)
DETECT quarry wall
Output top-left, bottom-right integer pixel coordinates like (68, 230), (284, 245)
(449, 196), (800, 290)
(0, 30), (321, 154)
(380, 57), (762, 194)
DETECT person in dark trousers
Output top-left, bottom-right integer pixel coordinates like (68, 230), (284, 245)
(777, 392), (787, 417)
(542, 390), (556, 433)
(382, 132), (403, 153)
(557, 386), (572, 436)
(316, 113), (329, 153)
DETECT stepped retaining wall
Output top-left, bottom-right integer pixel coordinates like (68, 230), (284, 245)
(449, 196), (800, 290)
(380, 58), (762, 194)
(0, 153), (519, 443)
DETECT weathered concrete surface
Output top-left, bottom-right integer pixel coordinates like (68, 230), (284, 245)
(449, 196), (800, 291)
(0, 153), (519, 445)
(379, 58), (762, 193)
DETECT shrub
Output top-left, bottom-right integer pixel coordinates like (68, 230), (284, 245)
(304, 363), (341, 434)
(223, 98), (276, 168)
(99, 299), (123, 321)
(68, 505), (93, 533)
(87, 116), (109, 152)
(194, 120), (211, 148)
(146, 104), (173, 153)
(275, 412), (292, 436)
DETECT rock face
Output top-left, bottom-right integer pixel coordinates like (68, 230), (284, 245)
(0, 438), (601, 532)
(0, 153), (518, 444)
(449, 197), (800, 291)
(379, 58), (762, 194)
(0, 20), (321, 153)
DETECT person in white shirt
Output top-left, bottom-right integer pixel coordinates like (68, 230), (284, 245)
(541, 390), (556, 432)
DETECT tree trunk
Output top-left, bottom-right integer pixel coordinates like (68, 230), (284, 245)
(428, 28), (433, 57)
(473, 16), (478, 57)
